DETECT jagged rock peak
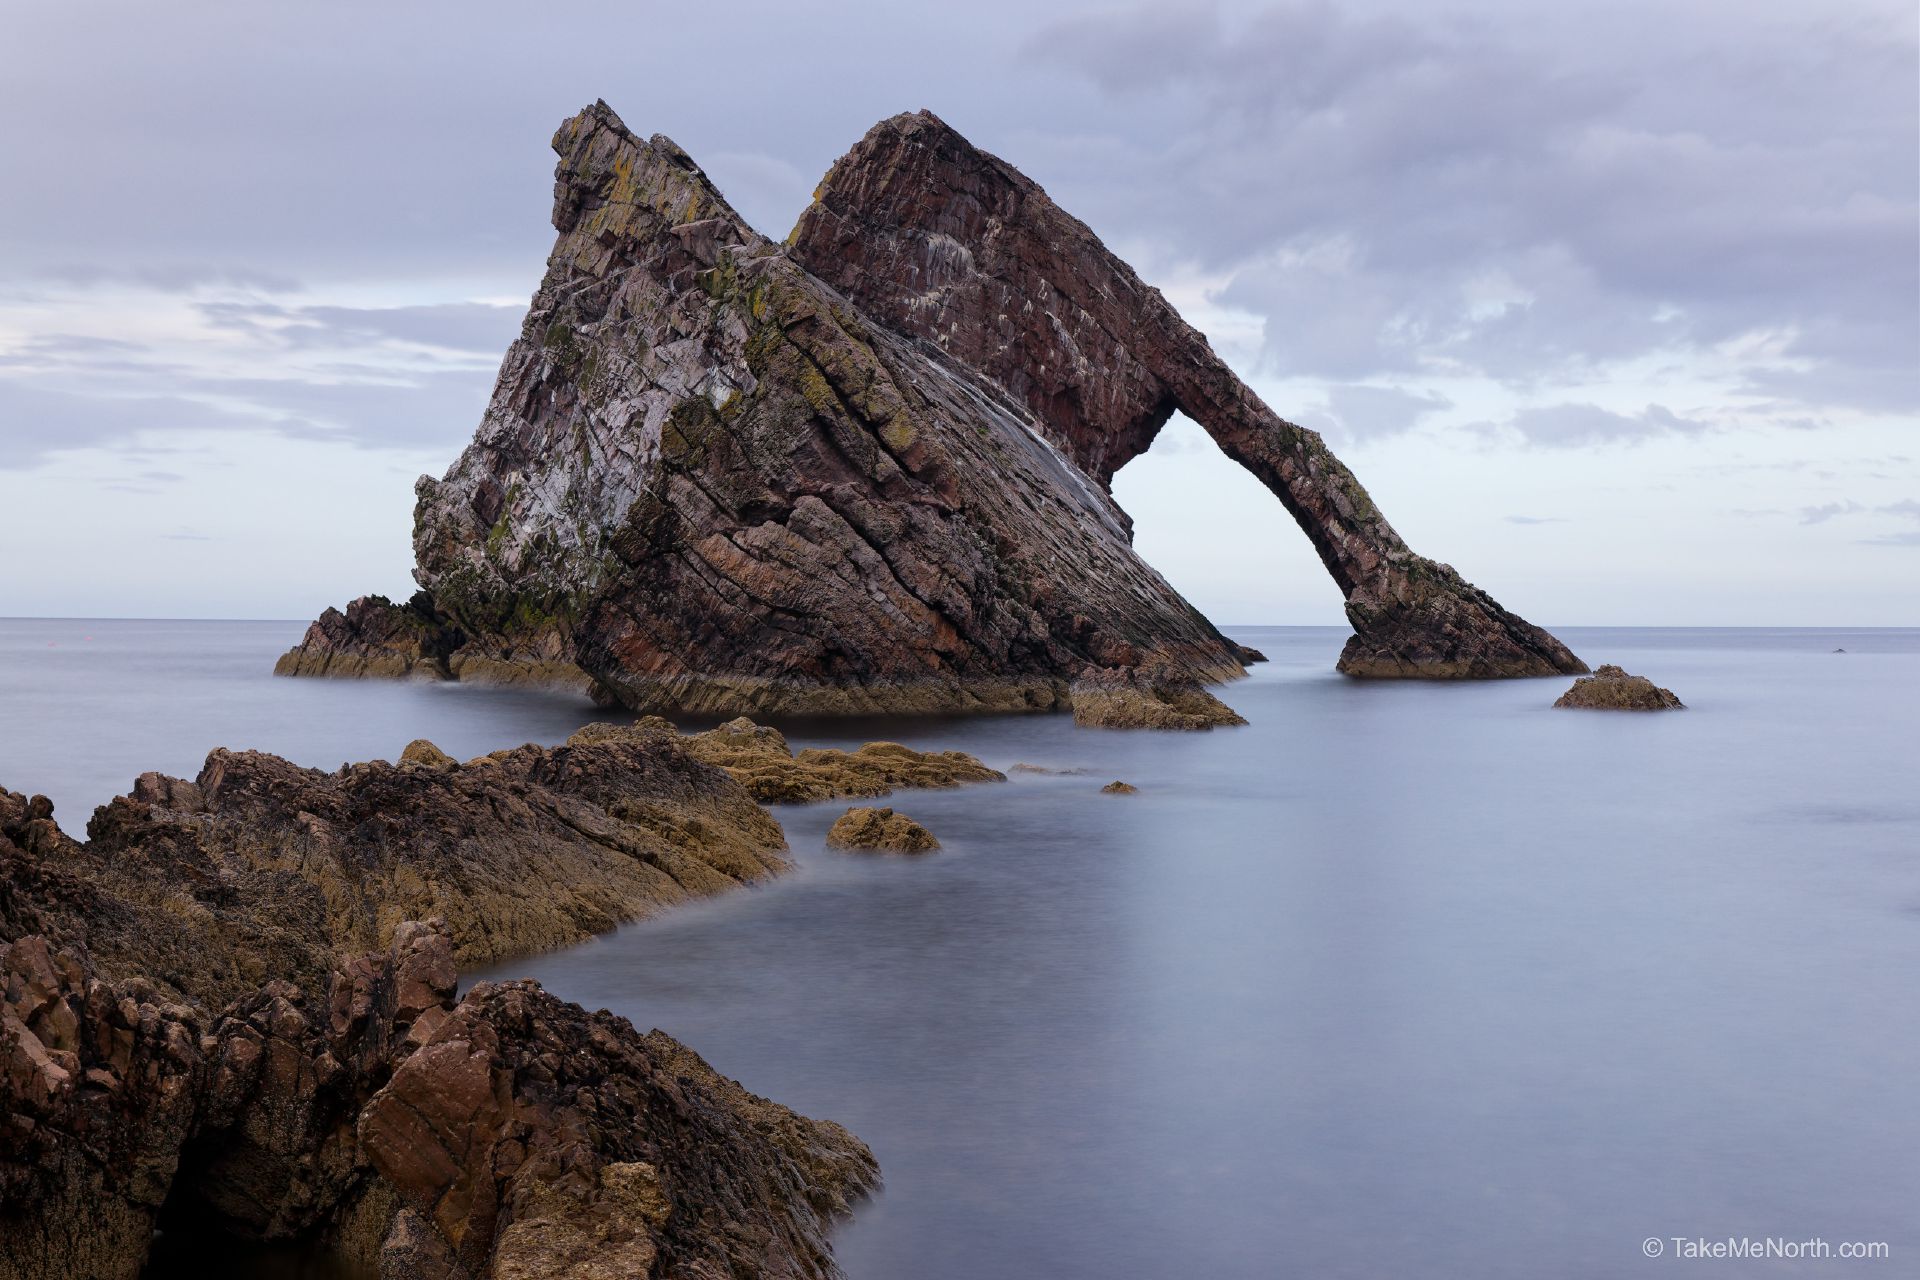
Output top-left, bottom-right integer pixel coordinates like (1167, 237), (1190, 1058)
(367, 101), (1248, 721)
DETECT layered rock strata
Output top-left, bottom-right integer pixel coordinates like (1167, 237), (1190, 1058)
(281, 102), (1246, 724)
(789, 111), (1585, 681)
(0, 722), (875, 1280)
(281, 100), (1581, 720)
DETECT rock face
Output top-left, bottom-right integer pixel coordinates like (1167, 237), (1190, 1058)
(282, 100), (1584, 726)
(824, 807), (940, 853)
(789, 111), (1586, 681)
(282, 101), (1244, 721)
(78, 721), (787, 988)
(359, 981), (876, 1280)
(1553, 664), (1685, 710)
(0, 729), (874, 1279)
(680, 716), (1004, 803)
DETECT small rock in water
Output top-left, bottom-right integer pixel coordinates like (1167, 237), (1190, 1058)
(825, 806), (940, 852)
(1101, 781), (1139, 795)
(1832, 648), (1846, 653)
(1552, 664), (1685, 711)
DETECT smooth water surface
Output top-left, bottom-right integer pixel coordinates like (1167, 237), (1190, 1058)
(4, 620), (1917, 1277)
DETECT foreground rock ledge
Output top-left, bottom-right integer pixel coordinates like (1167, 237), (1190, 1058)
(280, 99), (1581, 719)
(1553, 664), (1686, 710)
(0, 725), (877, 1279)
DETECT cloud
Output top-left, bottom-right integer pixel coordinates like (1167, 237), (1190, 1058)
(0, 292), (501, 469)
(1799, 500), (1865, 524)
(35, 264), (303, 294)
(1028, 0), (1918, 412)
(196, 301), (523, 357)
(1862, 498), (1920, 545)
(1320, 383), (1452, 441)
(1479, 401), (1713, 447)
(1505, 515), (1567, 525)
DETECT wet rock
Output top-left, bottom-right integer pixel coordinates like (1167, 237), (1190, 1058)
(1553, 665), (1685, 710)
(791, 110), (1585, 682)
(681, 716), (1003, 803)
(1069, 669), (1246, 730)
(824, 807), (939, 853)
(1100, 781), (1139, 795)
(275, 594), (607, 701)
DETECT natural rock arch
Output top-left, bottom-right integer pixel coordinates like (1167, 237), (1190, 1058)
(278, 102), (1583, 720)
(788, 111), (1584, 679)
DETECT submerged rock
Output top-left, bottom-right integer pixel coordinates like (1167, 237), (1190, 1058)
(1069, 669), (1247, 730)
(824, 806), (940, 852)
(283, 100), (1583, 723)
(681, 716), (1004, 803)
(1553, 665), (1685, 710)
(1100, 781), (1139, 795)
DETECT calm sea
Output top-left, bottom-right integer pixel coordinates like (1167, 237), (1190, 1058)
(3, 620), (1916, 1278)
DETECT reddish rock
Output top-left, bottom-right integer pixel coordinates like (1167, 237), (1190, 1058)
(790, 111), (1586, 681)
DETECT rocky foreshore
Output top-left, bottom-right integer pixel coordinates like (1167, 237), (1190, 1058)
(0, 716), (1002, 1278)
(278, 100), (1582, 727)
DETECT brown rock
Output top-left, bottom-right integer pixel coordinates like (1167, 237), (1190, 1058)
(1100, 781), (1139, 795)
(824, 807), (940, 853)
(1553, 664), (1686, 710)
(1069, 669), (1247, 730)
(1, 730), (877, 1280)
(359, 981), (876, 1279)
(74, 724), (787, 996)
(682, 716), (1004, 803)
(399, 738), (456, 769)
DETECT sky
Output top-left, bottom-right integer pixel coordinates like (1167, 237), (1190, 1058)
(0, 0), (1914, 625)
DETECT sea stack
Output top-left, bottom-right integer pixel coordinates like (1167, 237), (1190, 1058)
(279, 102), (1583, 721)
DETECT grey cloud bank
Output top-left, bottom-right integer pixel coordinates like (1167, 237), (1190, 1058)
(0, 0), (1913, 621)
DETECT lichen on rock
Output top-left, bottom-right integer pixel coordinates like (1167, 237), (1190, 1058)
(679, 715), (1005, 803)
